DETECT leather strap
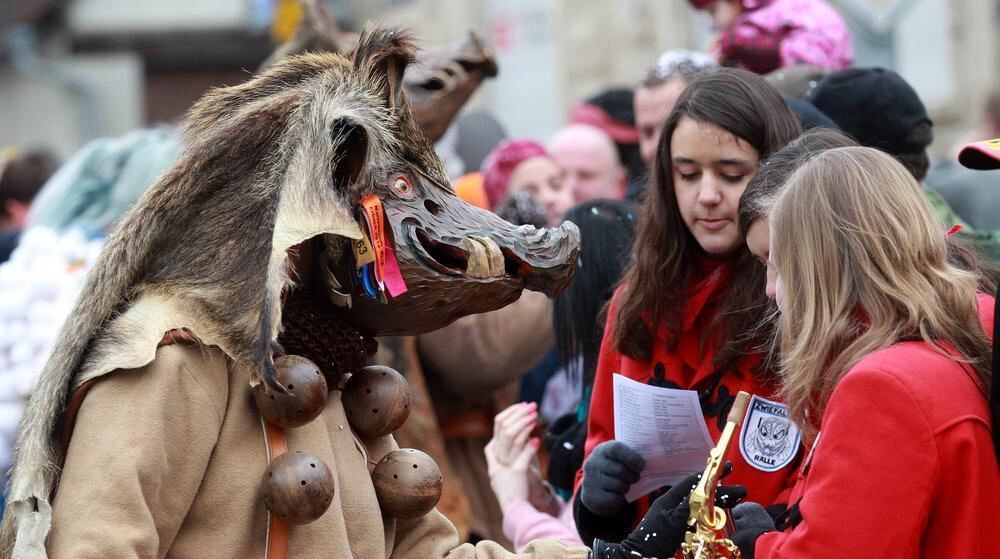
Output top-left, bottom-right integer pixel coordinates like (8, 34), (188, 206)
(264, 419), (290, 559)
(61, 329), (200, 456)
(61, 378), (97, 456)
(439, 409), (493, 439)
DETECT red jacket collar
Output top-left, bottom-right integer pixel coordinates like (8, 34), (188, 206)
(682, 257), (730, 331)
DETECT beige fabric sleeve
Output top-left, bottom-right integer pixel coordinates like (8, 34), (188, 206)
(357, 419), (588, 559)
(47, 344), (229, 558)
(418, 291), (554, 398)
(391, 509), (590, 559)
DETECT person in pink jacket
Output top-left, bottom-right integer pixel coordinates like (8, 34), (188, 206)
(689, 0), (854, 74)
(485, 402), (583, 551)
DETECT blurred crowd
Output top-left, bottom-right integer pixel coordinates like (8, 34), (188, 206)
(2, 0), (1000, 556)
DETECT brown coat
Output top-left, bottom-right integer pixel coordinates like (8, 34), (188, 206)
(417, 291), (554, 544)
(374, 336), (472, 541)
(419, 291), (553, 402)
(48, 343), (588, 558)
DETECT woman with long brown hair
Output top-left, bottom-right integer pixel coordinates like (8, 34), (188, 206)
(734, 146), (1000, 557)
(575, 68), (802, 545)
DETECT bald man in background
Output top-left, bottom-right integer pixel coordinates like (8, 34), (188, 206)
(548, 124), (626, 202)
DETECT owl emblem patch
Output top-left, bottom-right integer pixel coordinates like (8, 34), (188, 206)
(740, 395), (800, 472)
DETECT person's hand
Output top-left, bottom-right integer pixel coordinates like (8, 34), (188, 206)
(484, 435), (539, 513)
(490, 402), (538, 464)
(485, 402), (540, 513)
(580, 440), (644, 517)
(730, 501), (775, 559)
(591, 470), (748, 559)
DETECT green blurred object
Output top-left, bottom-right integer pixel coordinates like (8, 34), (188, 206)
(924, 189), (1000, 264)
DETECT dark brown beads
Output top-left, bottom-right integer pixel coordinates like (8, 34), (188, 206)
(262, 451), (335, 525)
(253, 355), (328, 429)
(371, 448), (442, 520)
(342, 365), (411, 438)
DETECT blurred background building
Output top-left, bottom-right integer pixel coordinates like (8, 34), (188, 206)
(0, 0), (997, 162)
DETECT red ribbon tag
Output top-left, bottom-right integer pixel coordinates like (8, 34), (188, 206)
(360, 194), (387, 282)
(359, 193), (407, 298)
(383, 245), (408, 297)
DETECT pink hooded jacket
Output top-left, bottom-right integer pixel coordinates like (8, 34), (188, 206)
(710, 0), (854, 74)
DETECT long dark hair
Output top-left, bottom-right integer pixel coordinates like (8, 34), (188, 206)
(555, 199), (639, 388)
(612, 68), (801, 371)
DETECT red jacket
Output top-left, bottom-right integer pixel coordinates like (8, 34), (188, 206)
(756, 294), (1000, 558)
(577, 260), (801, 535)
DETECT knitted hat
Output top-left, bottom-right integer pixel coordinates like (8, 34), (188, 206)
(809, 68), (932, 156)
(480, 139), (548, 208)
(785, 97), (839, 131)
(641, 49), (718, 87)
(569, 88), (639, 145)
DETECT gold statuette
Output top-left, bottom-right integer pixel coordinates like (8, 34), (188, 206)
(681, 390), (751, 559)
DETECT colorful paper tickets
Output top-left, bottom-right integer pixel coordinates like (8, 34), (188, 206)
(352, 231), (376, 268)
(360, 194), (387, 281)
(382, 245), (408, 297)
(357, 193), (408, 299)
(361, 263), (380, 299)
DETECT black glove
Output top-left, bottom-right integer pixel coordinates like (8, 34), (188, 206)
(580, 441), (645, 517)
(591, 470), (747, 559)
(730, 501), (775, 559)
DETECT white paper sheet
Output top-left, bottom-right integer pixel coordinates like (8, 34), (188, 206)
(612, 373), (715, 502)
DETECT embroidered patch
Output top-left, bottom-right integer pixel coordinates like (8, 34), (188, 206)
(740, 395), (800, 472)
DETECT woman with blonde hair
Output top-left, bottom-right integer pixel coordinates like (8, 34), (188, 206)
(731, 146), (1000, 558)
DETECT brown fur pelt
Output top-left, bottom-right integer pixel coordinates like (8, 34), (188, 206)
(1, 24), (450, 557)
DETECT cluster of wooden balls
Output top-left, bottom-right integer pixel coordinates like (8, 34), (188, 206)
(253, 356), (441, 524)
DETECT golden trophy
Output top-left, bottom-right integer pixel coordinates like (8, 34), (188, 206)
(681, 391), (751, 559)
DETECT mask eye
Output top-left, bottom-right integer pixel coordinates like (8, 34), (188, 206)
(391, 176), (414, 198)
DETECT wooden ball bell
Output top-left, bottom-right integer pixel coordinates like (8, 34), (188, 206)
(342, 365), (411, 438)
(262, 451), (335, 525)
(371, 448), (442, 520)
(253, 355), (328, 429)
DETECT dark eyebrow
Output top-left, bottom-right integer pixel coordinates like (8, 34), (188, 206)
(672, 157), (755, 167)
(716, 159), (754, 166)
